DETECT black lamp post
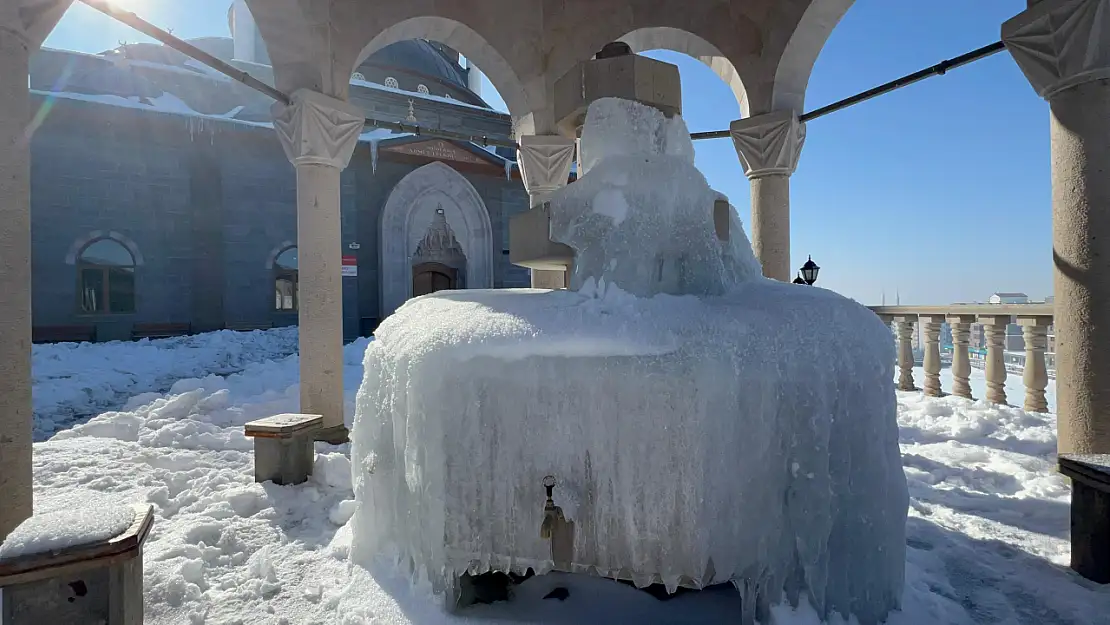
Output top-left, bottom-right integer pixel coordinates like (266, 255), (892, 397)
(793, 274), (805, 285)
(799, 256), (820, 286)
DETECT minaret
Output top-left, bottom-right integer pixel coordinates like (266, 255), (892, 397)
(230, 0), (258, 63)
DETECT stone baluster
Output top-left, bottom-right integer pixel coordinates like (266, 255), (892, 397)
(919, 315), (945, 397)
(894, 316), (917, 391)
(272, 90), (363, 442)
(1019, 315), (1052, 412)
(946, 314), (976, 399)
(516, 135), (577, 289)
(1005, 0), (1110, 453)
(979, 315), (1011, 405)
(730, 111), (806, 281)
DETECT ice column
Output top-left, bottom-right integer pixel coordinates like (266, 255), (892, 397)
(730, 111), (806, 282)
(272, 90), (363, 440)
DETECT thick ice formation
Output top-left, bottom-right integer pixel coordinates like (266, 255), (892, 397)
(558, 99), (763, 296)
(350, 98), (908, 624)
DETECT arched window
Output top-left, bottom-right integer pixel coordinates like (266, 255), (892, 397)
(77, 239), (136, 314)
(351, 72), (367, 82)
(383, 76), (399, 89)
(274, 247), (298, 311)
(417, 84), (430, 95)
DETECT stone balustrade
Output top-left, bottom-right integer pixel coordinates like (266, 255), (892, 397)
(870, 304), (1054, 412)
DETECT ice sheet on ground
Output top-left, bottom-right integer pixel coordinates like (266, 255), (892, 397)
(350, 97), (908, 625)
(0, 497), (134, 559)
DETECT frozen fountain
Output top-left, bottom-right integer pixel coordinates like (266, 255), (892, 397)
(350, 54), (908, 625)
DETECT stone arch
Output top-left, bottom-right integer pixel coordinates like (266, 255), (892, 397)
(379, 161), (493, 318)
(772, 0), (856, 114)
(620, 27), (749, 118)
(353, 16), (532, 118)
(265, 240), (297, 269)
(65, 230), (144, 266)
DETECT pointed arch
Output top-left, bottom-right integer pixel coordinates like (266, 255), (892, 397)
(379, 161), (493, 318)
(620, 27), (749, 118)
(773, 0), (856, 114)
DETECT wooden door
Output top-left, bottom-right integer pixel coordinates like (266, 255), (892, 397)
(412, 263), (458, 297)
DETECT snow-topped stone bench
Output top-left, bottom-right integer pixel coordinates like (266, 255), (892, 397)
(0, 503), (153, 625)
(244, 413), (322, 485)
(1058, 454), (1110, 583)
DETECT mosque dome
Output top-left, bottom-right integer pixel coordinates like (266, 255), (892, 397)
(227, 1), (486, 107)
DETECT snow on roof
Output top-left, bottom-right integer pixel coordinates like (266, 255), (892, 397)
(351, 77), (503, 113)
(992, 292), (1028, 298)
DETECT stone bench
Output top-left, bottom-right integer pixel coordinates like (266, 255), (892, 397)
(1058, 454), (1110, 583)
(244, 413), (322, 486)
(0, 503), (154, 625)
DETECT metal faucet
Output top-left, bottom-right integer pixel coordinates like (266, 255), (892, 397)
(540, 475), (575, 568)
(540, 475), (565, 540)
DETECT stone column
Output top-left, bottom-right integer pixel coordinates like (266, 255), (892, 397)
(894, 316), (917, 391)
(946, 314), (976, 400)
(517, 135), (576, 289)
(272, 90), (363, 442)
(979, 315), (1010, 405)
(1005, 0), (1110, 452)
(1020, 315), (1052, 413)
(0, 15), (33, 542)
(730, 111), (806, 282)
(920, 315), (945, 397)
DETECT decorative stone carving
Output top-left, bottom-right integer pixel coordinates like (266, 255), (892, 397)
(379, 162), (493, 318)
(271, 89), (364, 169)
(414, 207), (466, 263)
(729, 111), (806, 179)
(1002, 0), (1110, 99)
(517, 135), (576, 207)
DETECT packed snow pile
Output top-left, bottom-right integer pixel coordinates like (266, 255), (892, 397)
(31, 327), (299, 440)
(351, 98), (908, 624)
(0, 497), (134, 559)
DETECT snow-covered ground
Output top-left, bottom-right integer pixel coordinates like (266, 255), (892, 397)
(30, 328), (299, 440)
(9, 330), (1110, 624)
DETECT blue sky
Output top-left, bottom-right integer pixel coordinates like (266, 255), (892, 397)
(44, 1), (1048, 305)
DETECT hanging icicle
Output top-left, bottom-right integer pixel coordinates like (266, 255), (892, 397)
(371, 139), (380, 174)
(504, 159), (512, 181)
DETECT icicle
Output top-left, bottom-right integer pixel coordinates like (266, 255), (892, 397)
(504, 159), (512, 181)
(371, 139), (379, 174)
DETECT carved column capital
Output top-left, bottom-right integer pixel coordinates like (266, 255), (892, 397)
(729, 111), (806, 179)
(271, 90), (364, 169)
(1002, 0), (1110, 99)
(517, 135), (576, 207)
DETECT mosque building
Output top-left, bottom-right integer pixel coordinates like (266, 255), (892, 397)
(28, 1), (532, 343)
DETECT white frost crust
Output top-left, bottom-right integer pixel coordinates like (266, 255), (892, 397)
(350, 97), (908, 625)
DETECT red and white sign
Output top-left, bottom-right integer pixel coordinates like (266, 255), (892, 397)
(342, 255), (358, 277)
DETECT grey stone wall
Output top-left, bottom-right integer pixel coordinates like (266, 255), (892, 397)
(29, 94), (528, 342)
(30, 96), (195, 341)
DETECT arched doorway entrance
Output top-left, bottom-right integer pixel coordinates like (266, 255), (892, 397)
(411, 206), (467, 297)
(379, 162), (492, 318)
